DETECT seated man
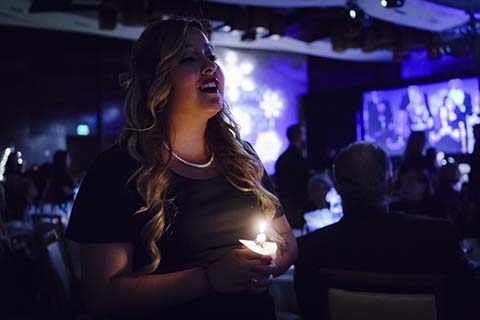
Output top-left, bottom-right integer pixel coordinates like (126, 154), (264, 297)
(294, 142), (476, 320)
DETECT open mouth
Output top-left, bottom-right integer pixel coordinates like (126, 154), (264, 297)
(199, 78), (219, 93)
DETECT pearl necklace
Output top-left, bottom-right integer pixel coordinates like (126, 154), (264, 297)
(163, 142), (215, 168)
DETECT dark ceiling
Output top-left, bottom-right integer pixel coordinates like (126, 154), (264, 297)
(23, 0), (480, 62)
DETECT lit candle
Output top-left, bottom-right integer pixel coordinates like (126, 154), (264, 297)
(255, 220), (267, 245)
(239, 219), (277, 259)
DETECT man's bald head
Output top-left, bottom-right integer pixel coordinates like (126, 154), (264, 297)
(334, 142), (392, 209)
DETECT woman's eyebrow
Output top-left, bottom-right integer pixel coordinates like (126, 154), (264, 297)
(182, 43), (214, 51)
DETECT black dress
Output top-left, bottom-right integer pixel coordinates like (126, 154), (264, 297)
(66, 143), (281, 320)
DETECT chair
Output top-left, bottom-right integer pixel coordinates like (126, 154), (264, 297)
(32, 213), (81, 316)
(40, 228), (72, 311)
(32, 213), (77, 279)
(296, 268), (446, 320)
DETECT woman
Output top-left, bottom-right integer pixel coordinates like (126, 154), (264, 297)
(400, 131), (428, 172)
(66, 18), (297, 319)
(404, 85), (433, 132)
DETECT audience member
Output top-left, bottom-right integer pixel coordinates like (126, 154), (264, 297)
(295, 142), (476, 320)
(431, 162), (465, 233)
(470, 124), (480, 198)
(390, 167), (435, 216)
(425, 147), (439, 175)
(43, 150), (75, 209)
(0, 183), (6, 236)
(467, 123), (480, 236)
(29, 162), (53, 210)
(2, 152), (37, 221)
(305, 173), (332, 211)
(275, 124), (310, 229)
(399, 131), (428, 173)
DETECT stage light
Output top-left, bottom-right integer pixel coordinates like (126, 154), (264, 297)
(255, 26), (269, 38)
(346, 1), (363, 20)
(221, 25), (232, 32)
(380, 0), (405, 8)
(349, 9), (357, 19)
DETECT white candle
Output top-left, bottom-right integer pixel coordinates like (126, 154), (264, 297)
(255, 233), (267, 244)
(239, 219), (277, 258)
(255, 220), (267, 245)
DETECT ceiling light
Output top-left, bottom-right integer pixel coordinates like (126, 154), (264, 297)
(255, 26), (269, 37)
(269, 34), (281, 40)
(349, 9), (357, 19)
(380, 0), (405, 8)
(346, 1), (363, 20)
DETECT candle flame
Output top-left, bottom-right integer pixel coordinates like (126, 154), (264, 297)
(258, 220), (266, 234)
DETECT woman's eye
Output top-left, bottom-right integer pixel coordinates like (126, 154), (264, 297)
(180, 56), (196, 63)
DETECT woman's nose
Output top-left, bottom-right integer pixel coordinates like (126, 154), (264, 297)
(201, 58), (217, 75)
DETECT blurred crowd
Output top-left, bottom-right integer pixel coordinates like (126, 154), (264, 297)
(274, 124), (480, 239)
(0, 149), (76, 223)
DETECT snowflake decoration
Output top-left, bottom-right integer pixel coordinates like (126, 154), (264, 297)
(254, 130), (283, 163)
(217, 51), (256, 102)
(260, 90), (284, 119)
(231, 107), (253, 136)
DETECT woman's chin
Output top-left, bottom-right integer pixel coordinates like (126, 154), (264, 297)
(204, 98), (224, 113)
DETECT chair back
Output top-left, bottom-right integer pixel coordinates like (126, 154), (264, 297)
(32, 213), (75, 276)
(32, 214), (74, 313)
(44, 229), (71, 303)
(316, 269), (446, 320)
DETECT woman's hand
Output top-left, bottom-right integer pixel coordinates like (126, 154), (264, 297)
(207, 246), (275, 293)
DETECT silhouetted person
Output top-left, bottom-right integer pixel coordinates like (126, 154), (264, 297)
(431, 163), (464, 234)
(295, 142), (476, 320)
(275, 124), (310, 229)
(303, 173), (342, 232)
(0, 183), (6, 235)
(468, 124), (480, 236)
(470, 124), (480, 199)
(2, 152), (37, 221)
(390, 167), (435, 216)
(306, 173), (332, 211)
(43, 150), (75, 208)
(425, 147), (438, 174)
(399, 131), (428, 173)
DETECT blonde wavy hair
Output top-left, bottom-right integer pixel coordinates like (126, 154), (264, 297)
(120, 18), (283, 275)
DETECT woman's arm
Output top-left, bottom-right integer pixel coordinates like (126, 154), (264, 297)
(81, 243), (270, 316)
(270, 215), (298, 276)
(81, 243), (208, 316)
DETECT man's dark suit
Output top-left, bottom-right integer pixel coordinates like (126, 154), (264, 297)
(295, 210), (476, 320)
(275, 145), (310, 229)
